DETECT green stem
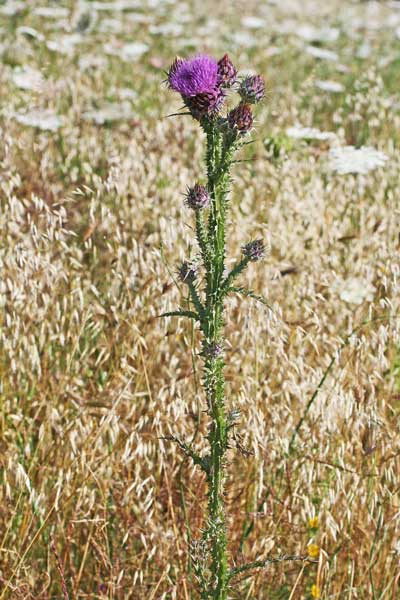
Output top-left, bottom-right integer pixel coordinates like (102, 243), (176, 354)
(199, 118), (234, 600)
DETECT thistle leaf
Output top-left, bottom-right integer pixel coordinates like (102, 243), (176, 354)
(158, 309), (199, 320)
(227, 286), (273, 310)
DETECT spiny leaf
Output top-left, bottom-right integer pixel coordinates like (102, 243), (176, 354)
(158, 309), (199, 320)
(227, 286), (273, 310)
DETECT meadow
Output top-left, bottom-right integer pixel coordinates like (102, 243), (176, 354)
(1, 0), (400, 598)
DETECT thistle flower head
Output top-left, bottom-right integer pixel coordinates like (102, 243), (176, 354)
(217, 54), (237, 87)
(185, 183), (210, 210)
(178, 261), (198, 284)
(168, 54), (218, 97)
(239, 74), (265, 104)
(242, 239), (265, 261)
(228, 103), (253, 134)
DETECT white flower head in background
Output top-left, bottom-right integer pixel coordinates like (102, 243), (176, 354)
(82, 102), (135, 125)
(334, 277), (376, 306)
(241, 16), (266, 29)
(104, 41), (149, 61)
(315, 80), (344, 93)
(14, 110), (62, 132)
(306, 45), (339, 62)
(12, 66), (45, 92)
(287, 126), (336, 142)
(329, 146), (388, 175)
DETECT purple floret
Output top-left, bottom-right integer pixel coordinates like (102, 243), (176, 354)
(168, 55), (218, 97)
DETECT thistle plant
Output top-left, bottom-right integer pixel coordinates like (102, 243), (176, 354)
(163, 54), (267, 599)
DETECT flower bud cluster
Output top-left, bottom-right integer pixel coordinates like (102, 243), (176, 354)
(167, 53), (264, 124)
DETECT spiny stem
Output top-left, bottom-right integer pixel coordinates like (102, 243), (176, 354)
(198, 118), (235, 600)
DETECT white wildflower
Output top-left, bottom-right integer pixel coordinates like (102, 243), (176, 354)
(230, 32), (256, 48)
(33, 6), (69, 18)
(241, 16), (266, 29)
(16, 26), (45, 41)
(334, 278), (376, 305)
(91, 1), (141, 11)
(306, 45), (339, 62)
(82, 103), (135, 125)
(78, 54), (107, 71)
(357, 42), (372, 59)
(0, 1), (25, 16)
(315, 80), (344, 93)
(14, 110), (62, 132)
(47, 34), (82, 55)
(12, 66), (45, 92)
(329, 146), (388, 175)
(149, 22), (183, 36)
(296, 24), (340, 42)
(286, 126), (336, 141)
(104, 41), (149, 61)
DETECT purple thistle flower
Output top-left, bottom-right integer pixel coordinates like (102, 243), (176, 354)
(178, 261), (198, 284)
(242, 239), (265, 261)
(239, 75), (265, 104)
(217, 54), (237, 87)
(185, 184), (210, 210)
(228, 103), (253, 134)
(168, 55), (219, 97)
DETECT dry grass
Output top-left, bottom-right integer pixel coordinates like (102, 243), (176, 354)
(1, 0), (400, 598)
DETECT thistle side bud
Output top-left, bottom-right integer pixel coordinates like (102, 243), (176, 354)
(178, 261), (198, 284)
(217, 54), (237, 87)
(185, 183), (210, 210)
(203, 341), (223, 359)
(242, 239), (265, 261)
(239, 75), (265, 104)
(184, 87), (226, 120)
(228, 103), (253, 134)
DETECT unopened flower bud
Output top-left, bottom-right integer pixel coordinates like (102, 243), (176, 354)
(242, 239), (265, 261)
(217, 54), (237, 87)
(228, 103), (253, 134)
(178, 261), (198, 284)
(185, 184), (210, 210)
(184, 87), (226, 120)
(203, 341), (222, 359)
(239, 75), (265, 104)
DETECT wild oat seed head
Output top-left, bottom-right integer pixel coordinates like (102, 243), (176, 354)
(239, 74), (265, 104)
(185, 183), (210, 210)
(228, 102), (253, 134)
(217, 54), (237, 87)
(242, 239), (265, 261)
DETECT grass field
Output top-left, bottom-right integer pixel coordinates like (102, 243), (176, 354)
(1, 0), (400, 598)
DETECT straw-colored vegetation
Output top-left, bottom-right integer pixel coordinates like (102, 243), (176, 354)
(1, 0), (400, 598)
